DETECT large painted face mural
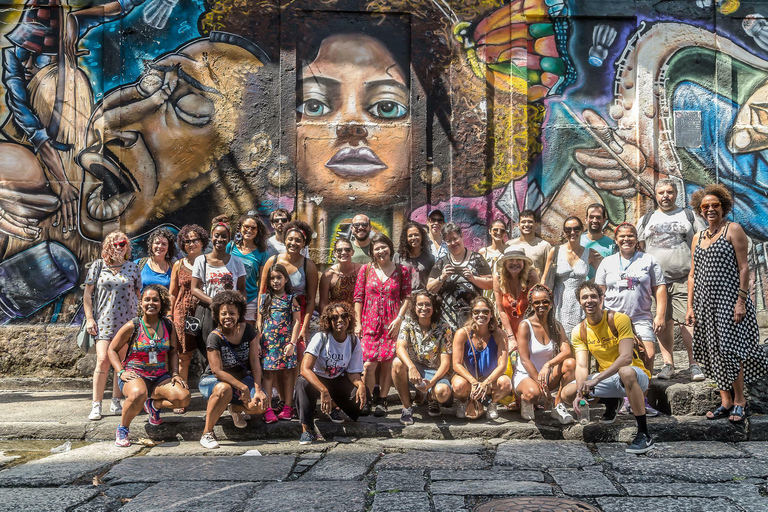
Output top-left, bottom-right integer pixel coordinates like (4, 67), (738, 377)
(0, 0), (767, 325)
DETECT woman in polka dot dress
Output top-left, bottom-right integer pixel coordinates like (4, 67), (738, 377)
(687, 184), (768, 424)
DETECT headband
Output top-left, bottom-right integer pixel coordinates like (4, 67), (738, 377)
(614, 222), (636, 236)
(286, 226), (307, 241)
(212, 221), (231, 234)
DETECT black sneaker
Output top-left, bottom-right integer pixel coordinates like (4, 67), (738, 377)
(601, 398), (620, 425)
(626, 432), (655, 454)
(299, 430), (316, 445)
(374, 397), (388, 417)
(359, 399), (372, 416)
(399, 407), (414, 425)
(427, 398), (442, 417)
(329, 408), (345, 424)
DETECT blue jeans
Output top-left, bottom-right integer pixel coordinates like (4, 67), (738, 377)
(198, 374), (255, 405)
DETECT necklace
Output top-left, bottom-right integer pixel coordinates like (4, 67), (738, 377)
(449, 248), (468, 266)
(704, 222), (725, 240)
(141, 317), (162, 341)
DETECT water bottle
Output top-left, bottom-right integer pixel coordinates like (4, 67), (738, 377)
(577, 398), (590, 425)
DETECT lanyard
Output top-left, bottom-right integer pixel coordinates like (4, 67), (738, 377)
(618, 252), (638, 273)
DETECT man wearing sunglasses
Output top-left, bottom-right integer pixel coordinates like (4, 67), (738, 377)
(349, 213), (373, 264)
(267, 209), (307, 257)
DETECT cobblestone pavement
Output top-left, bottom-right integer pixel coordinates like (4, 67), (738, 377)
(0, 438), (766, 511)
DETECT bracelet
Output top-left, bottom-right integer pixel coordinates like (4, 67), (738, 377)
(117, 369), (125, 377)
(172, 371), (179, 377)
(739, 288), (749, 295)
(507, 334), (515, 339)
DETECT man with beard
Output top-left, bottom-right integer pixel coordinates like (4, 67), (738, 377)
(350, 213), (373, 264)
(581, 203), (616, 258)
(508, 209), (551, 278)
(637, 179), (706, 381)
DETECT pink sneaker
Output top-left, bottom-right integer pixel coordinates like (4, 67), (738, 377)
(143, 399), (162, 426)
(264, 407), (278, 424)
(278, 405), (294, 421)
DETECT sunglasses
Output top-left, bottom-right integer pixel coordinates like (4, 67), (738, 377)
(563, 227), (582, 234)
(532, 299), (551, 307)
(335, 247), (353, 254)
(241, 225), (258, 232)
(429, 218), (445, 223)
(472, 309), (491, 316)
(184, 238), (201, 245)
(491, 228), (507, 234)
(331, 313), (350, 321)
(113, 240), (128, 248)
(351, 222), (370, 229)
(271, 217), (288, 224)
(700, 203), (721, 211)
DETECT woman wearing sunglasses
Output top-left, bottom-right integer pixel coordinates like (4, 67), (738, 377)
(542, 216), (600, 341)
(319, 237), (362, 313)
(295, 302), (368, 445)
(84, 231), (142, 421)
(514, 284), (576, 424)
(169, 224), (208, 411)
(451, 297), (512, 420)
(494, 247), (538, 351)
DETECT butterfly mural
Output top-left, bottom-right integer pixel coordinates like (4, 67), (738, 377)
(452, 0), (576, 101)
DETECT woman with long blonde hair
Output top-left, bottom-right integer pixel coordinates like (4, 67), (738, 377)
(493, 247), (538, 351)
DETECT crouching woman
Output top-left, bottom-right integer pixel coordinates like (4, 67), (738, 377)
(108, 285), (191, 447)
(198, 291), (268, 449)
(295, 302), (368, 445)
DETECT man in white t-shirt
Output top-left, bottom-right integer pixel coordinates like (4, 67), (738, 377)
(507, 209), (551, 277)
(637, 179), (707, 381)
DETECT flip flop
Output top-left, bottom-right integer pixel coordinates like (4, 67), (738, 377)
(729, 405), (746, 424)
(706, 405), (731, 420)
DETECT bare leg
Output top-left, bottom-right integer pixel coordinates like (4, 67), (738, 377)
(263, 370), (276, 408)
(120, 379), (148, 428)
(491, 375), (512, 402)
(378, 359), (393, 399)
(515, 377), (542, 407)
(391, 358), (411, 408)
(92, 339), (111, 402)
(281, 369), (295, 408)
(204, 382), (233, 433)
(152, 380), (192, 410)
(657, 321), (676, 367)
(679, 324), (696, 367)
(730, 366), (746, 422)
(550, 359), (576, 405)
(177, 351), (194, 383)
(364, 361), (379, 395)
(111, 345), (128, 399)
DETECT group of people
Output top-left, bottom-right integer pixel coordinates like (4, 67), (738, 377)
(82, 181), (768, 454)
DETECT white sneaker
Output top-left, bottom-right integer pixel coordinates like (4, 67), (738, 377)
(110, 398), (122, 415)
(88, 401), (102, 421)
(455, 400), (467, 419)
(550, 403), (575, 425)
(487, 402), (499, 420)
(521, 400), (535, 421)
(200, 431), (220, 449)
(229, 405), (247, 429)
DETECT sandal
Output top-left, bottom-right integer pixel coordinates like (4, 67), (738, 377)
(706, 405), (731, 420)
(729, 404), (746, 424)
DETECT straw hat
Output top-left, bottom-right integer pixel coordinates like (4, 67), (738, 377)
(495, 247), (533, 273)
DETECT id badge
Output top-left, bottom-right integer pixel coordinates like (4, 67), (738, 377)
(618, 279), (629, 289)
(148, 351), (158, 364)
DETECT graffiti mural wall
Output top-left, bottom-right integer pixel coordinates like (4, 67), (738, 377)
(0, 0), (766, 326)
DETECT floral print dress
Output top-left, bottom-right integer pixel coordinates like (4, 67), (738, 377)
(260, 293), (300, 370)
(354, 264), (412, 362)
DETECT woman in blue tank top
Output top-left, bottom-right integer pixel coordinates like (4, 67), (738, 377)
(451, 297), (512, 420)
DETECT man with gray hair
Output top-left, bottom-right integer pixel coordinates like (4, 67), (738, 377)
(637, 178), (707, 381)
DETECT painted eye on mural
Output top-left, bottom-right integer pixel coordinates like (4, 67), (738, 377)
(297, 99), (332, 117)
(368, 100), (408, 119)
(173, 93), (214, 127)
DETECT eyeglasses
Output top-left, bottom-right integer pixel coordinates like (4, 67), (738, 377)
(563, 227), (582, 234)
(271, 217), (288, 224)
(184, 238), (201, 245)
(331, 313), (350, 321)
(113, 240), (128, 248)
(415, 302), (433, 309)
(700, 203), (721, 211)
(429, 218), (445, 224)
(351, 222), (370, 229)
(472, 309), (491, 316)
(532, 300), (552, 307)
(335, 247), (353, 254)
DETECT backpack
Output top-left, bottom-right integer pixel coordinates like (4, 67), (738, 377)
(578, 311), (646, 369)
(638, 208), (694, 235)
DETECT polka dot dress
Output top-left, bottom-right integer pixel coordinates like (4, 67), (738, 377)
(692, 224), (768, 391)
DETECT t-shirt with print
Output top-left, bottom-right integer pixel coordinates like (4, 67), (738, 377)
(192, 254), (246, 298)
(305, 332), (364, 379)
(507, 237), (551, 276)
(227, 242), (268, 302)
(637, 208), (706, 282)
(571, 311), (651, 379)
(85, 260), (141, 340)
(397, 318), (452, 370)
(595, 251), (665, 323)
(203, 323), (257, 380)
(428, 251), (492, 331)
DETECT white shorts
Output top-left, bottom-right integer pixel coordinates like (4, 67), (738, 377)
(244, 297), (259, 322)
(632, 319), (656, 344)
(586, 366), (650, 398)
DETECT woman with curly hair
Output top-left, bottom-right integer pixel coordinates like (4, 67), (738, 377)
(135, 228), (176, 292)
(108, 285), (190, 447)
(198, 290), (267, 449)
(169, 224), (208, 411)
(494, 247), (539, 350)
(687, 184), (768, 424)
(319, 237), (362, 313)
(84, 230), (142, 421)
(228, 211), (269, 325)
(295, 302), (368, 445)
(514, 284), (575, 424)
(394, 222), (434, 290)
(191, 215), (247, 348)
(451, 296), (512, 420)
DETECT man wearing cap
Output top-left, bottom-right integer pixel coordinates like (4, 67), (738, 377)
(426, 209), (448, 259)
(508, 209), (551, 278)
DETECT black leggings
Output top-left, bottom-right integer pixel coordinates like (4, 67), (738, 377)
(295, 374), (368, 426)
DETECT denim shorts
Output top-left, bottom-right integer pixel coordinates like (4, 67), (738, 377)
(407, 362), (452, 391)
(198, 374), (255, 405)
(587, 366), (650, 398)
(117, 372), (171, 395)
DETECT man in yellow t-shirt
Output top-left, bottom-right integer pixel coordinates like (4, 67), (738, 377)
(561, 282), (654, 454)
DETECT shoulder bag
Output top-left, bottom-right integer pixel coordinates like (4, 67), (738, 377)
(76, 259), (104, 354)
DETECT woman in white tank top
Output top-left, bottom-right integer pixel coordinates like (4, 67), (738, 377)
(514, 284), (576, 424)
